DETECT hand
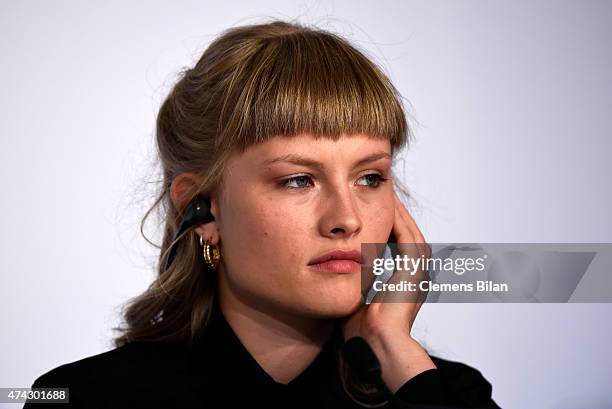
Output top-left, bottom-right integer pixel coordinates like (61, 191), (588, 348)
(340, 190), (435, 393)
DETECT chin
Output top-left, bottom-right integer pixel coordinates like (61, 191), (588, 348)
(299, 291), (363, 319)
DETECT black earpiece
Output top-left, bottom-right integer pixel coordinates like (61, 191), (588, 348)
(163, 194), (215, 271)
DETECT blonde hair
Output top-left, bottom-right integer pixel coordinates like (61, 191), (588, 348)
(113, 18), (414, 406)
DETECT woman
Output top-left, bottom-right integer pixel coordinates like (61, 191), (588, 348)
(26, 19), (501, 408)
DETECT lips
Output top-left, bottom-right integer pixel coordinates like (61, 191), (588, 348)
(308, 249), (362, 266)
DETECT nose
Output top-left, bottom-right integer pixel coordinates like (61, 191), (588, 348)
(318, 186), (362, 238)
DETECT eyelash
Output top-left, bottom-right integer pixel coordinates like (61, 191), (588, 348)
(278, 173), (388, 190)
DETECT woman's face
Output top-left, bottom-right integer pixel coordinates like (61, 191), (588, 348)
(213, 133), (395, 319)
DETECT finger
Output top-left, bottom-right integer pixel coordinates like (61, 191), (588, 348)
(394, 193), (425, 243)
(393, 195), (430, 263)
(394, 193), (431, 260)
(392, 196), (417, 249)
(369, 195), (430, 304)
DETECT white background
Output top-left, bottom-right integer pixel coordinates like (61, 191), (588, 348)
(2, 1), (611, 408)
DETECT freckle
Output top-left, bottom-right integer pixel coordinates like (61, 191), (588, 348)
(263, 231), (268, 237)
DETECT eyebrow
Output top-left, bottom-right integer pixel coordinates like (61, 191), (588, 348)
(262, 151), (391, 169)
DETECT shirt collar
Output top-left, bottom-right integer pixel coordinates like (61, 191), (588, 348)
(187, 296), (342, 394)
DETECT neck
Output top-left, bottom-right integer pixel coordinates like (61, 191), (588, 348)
(217, 280), (335, 384)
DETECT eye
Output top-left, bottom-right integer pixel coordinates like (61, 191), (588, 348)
(279, 175), (313, 189)
(357, 173), (388, 188)
(279, 173), (388, 190)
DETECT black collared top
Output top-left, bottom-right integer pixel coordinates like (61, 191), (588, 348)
(25, 299), (501, 408)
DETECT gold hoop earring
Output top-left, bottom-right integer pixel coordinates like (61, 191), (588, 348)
(199, 235), (221, 271)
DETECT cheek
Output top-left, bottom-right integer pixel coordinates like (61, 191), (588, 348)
(363, 197), (395, 240)
(252, 208), (307, 265)
(219, 199), (303, 277)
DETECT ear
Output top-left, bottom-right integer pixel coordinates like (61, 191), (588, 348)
(170, 173), (221, 245)
(195, 189), (221, 244)
(169, 172), (201, 214)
